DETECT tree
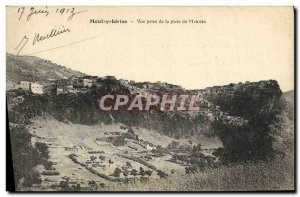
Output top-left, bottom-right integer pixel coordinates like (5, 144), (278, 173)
(171, 169), (175, 174)
(90, 156), (97, 161)
(108, 159), (114, 166)
(192, 143), (202, 154)
(99, 155), (106, 160)
(59, 177), (70, 189)
(131, 169), (138, 178)
(128, 127), (135, 135)
(139, 167), (145, 176)
(35, 142), (49, 160)
(113, 167), (122, 177)
(185, 167), (190, 174)
(123, 171), (128, 182)
(88, 180), (98, 190)
(167, 140), (180, 149)
(157, 170), (168, 179)
(99, 183), (105, 188)
(126, 161), (132, 168)
(145, 170), (152, 179)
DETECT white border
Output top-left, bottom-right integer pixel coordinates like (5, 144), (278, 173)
(1, 1), (298, 197)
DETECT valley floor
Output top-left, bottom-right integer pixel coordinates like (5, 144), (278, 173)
(27, 115), (221, 191)
(23, 115), (294, 191)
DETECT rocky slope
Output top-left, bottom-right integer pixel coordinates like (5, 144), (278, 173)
(6, 53), (84, 86)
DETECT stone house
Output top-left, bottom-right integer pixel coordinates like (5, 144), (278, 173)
(20, 81), (31, 90)
(31, 83), (44, 94)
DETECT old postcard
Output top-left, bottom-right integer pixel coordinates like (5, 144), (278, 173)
(6, 6), (294, 192)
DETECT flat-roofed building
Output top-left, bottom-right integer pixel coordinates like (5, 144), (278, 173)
(83, 78), (93, 87)
(20, 81), (31, 90)
(31, 83), (44, 95)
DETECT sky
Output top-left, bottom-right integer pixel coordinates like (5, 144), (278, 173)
(6, 6), (294, 91)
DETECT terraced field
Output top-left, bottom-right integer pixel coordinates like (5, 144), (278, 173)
(28, 115), (221, 190)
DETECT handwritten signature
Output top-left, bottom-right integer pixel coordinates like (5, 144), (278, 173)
(17, 6), (87, 21)
(15, 26), (71, 55)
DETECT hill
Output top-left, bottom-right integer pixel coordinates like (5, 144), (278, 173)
(283, 90), (294, 107)
(6, 53), (84, 87)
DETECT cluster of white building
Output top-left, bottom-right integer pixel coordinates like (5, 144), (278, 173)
(18, 75), (119, 95)
(20, 81), (46, 95)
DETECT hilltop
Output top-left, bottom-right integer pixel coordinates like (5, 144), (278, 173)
(6, 53), (84, 89)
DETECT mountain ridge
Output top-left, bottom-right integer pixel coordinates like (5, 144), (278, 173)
(6, 53), (293, 95)
(6, 53), (85, 85)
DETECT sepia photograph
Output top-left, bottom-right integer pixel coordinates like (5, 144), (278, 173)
(6, 6), (295, 192)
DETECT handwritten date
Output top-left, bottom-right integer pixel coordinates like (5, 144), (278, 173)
(17, 6), (87, 22)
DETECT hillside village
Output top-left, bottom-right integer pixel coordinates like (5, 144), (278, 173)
(16, 72), (277, 98)
(13, 74), (258, 128)
(17, 75), (184, 95)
